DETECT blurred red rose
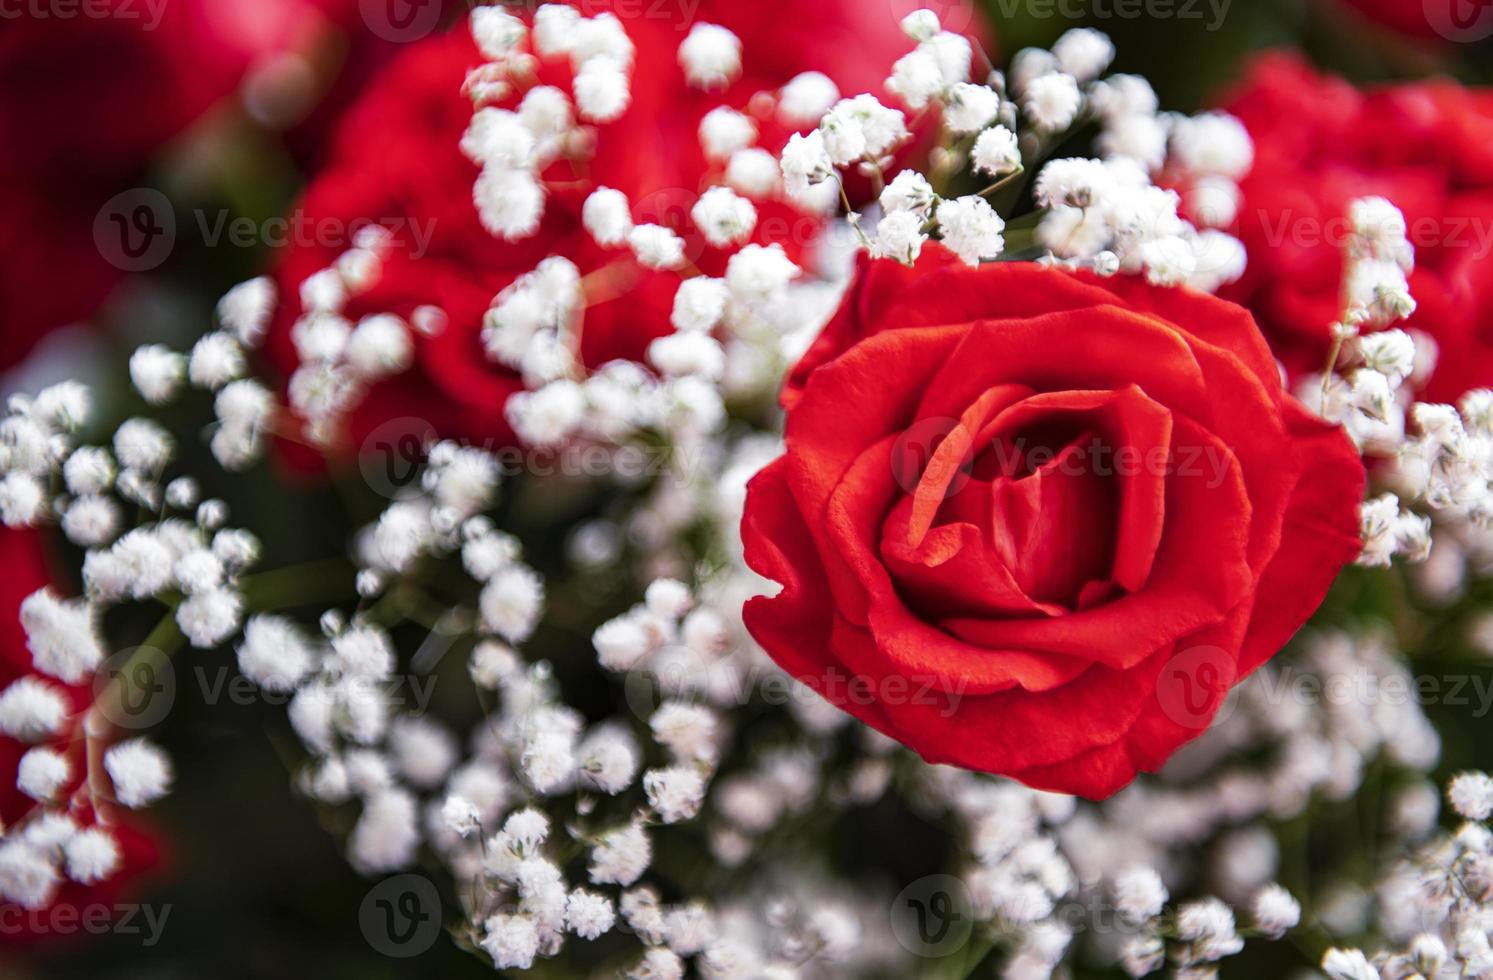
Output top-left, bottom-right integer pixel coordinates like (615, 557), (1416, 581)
(0, 529), (160, 947)
(1335, 0), (1446, 39)
(745, 245), (1365, 799)
(0, 0), (373, 372)
(1218, 52), (1493, 402)
(267, 0), (985, 453)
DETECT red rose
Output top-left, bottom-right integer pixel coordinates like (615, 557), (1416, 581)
(268, 0), (984, 453)
(1219, 52), (1493, 402)
(0, 530), (160, 946)
(744, 245), (1365, 799)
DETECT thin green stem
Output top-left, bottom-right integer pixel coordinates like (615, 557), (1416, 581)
(974, 167), (1025, 199)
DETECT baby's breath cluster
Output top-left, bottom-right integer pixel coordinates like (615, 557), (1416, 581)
(0, 365), (270, 907)
(780, 15), (1250, 292)
(1294, 197), (1493, 573)
(1314, 770), (1493, 980)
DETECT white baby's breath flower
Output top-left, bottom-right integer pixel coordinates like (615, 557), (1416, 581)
(480, 564), (545, 643)
(822, 95), (908, 164)
(593, 613), (656, 672)
(1450, 771), (1493, 821)
(651, 702), (719, 763)
(888, 46), (947, 111)
(346, 315), (413, 379)
(470, 6), (526, 59)
(698, 107), (757, 161)
(217, 277), (276, 346)
(589, 822), (651, 885)
(350, 789), (420, 873)
(390, 716), (457, 789)
(691, 187), (757, 249)
(521, 730), (575, 794)
(104, 738), (173, 808)
(1140, 235), (1197, 287)
(649, 333), (726, 381)
(129, 345), (187, 405)
(532, 3), (579, 56)
(441, 795), (482, 838)
(678, 23), (741, 90)
(462, 108), (536, 170)
(901, 8), (941, 41)
(780, 130), (834, 193)
(874, 209), (927, 264)
(0, 472), (45, 528)
(578, 727), (640, 795)
(62, 829), (120, 885)
(644, 766), (707, 823)
(880, 170), (936, 218)
(725, 148), (779, 198)
(574, 56), (631, 122)
(508, 380), (587, 447)
(0, 841), (60, 909)
(566, 889), (616, 940)
(726, 244), (800, 302)
(331, 625), (395, 681)
(936, 195), (1006, 266)
(629, 224), (687, 270)
(778, 71), (839, 127)
(1252, 884), (1301, 940)
(475, 167), (546, 241)
(1023, 72), (1082, 132)
(113, 418), (173, 472)
(238, 615), (315, 692)
(671, 277), (730, 333)
(1171, 112), (1254, 181)
(972, 125), (1022, 178)
(16, 747), (70, 801)
(1114, 866), (1168, 922)
(1052, 28), (1115, 82)
(177, 588), (243, 648)
(0, 677), (68, 740)
(188, 332), (245, 390)
(1321, 948), (1378, 980)
(945, 83), (1001, 134)
(20, 589), (104, 684)
(482, 913), (540, 970)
